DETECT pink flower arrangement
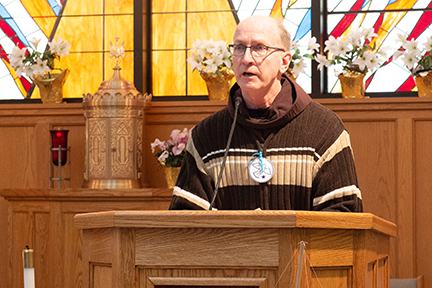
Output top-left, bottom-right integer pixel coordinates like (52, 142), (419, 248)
(151, 128), (190, 167)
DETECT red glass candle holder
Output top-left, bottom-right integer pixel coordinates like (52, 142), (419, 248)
(50, 130), (69, 166)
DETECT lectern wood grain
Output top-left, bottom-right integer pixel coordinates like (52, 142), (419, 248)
(75, 210), (396, 288)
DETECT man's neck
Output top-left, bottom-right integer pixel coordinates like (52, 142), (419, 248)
(242, 81), (282, 109)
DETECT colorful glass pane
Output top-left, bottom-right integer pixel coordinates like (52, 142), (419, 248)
(105, 0), (133, 14)
(152, 13), (185, 50)
(1, 0), (432, 100)
(105, 15), (133, 51)
(154, 0), (315, 98)
(153, 50), (186, 96)
(0, 0), (134, 100)
(327, 0), (432, 94)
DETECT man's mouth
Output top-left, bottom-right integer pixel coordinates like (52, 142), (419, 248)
(243, 72), (255, 76)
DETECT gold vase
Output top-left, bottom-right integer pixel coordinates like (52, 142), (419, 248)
(200, 69), (234, 101)
(338, 72), (365, 99)
(415, 71), (432, 97)
(164, 166), (181, 189)
(32, 69), (70, 104)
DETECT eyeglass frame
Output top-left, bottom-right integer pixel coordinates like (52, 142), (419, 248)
(228, 44), (286, 58)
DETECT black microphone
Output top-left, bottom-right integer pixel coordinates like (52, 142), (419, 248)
(209, 97), (242, 210)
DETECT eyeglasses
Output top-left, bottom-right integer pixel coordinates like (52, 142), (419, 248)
(228, 44), (285, 58)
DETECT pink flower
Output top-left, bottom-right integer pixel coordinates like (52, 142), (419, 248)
(157, 150), (169, 163)
(170, 129), (181, 143)
(178, 128), (190, 143)
(151, 128), (191, 166)
(150, 139), (166, 153)
(173, 143), (185, 156)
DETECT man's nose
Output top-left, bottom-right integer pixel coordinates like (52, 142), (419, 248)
(242, 47), (254, 63)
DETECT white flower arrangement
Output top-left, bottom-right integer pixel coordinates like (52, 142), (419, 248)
(288, 36), (320, 78)
(9, 36), (71, 78)
(187, 38), (232, 77)
(393, 33), (432, 75)
(314, 27), (388, 75)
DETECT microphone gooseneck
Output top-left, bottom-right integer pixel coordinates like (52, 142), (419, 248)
(209, 97), (242, 210)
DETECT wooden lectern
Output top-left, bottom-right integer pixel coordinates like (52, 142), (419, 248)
(74, 210), (396, 288)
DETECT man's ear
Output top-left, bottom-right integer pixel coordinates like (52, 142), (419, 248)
(280, 51), (292, 74)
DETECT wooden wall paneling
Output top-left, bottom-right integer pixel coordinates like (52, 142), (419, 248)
(342, 119), (397, 220)
(35, 211), (50, 288)
(0, 104), (85, 189)
(395, 117), (415, 278)
(414, 119), (432, 286)
(1, 189), (172, 288)
(8, 201), (50, 288)
(63, 212), (84, 288)
(0, 125), (39, 188)
(2, 98), (432, 287)
(345, 119), (399, 278)
(0, 197), (8, 288)
(46, 199), (61, 288)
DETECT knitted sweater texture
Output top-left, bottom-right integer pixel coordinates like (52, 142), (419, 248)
(169, 76), (363, 212)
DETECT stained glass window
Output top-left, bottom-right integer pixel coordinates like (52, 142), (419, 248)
(326, 0), (432, 95)
(1, 0), (432, 100)
(0, 0), (134, 100)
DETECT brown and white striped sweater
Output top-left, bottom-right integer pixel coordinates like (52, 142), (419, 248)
(169, 76), (363, 212)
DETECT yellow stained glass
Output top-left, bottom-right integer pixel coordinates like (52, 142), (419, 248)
(369, 12), (407, 52)
(152, 51), (185, 96)
(152, 14), (185, 50)
(187, 68), (207, 96)
(187, 12), (236, 47)
(151, 0), (237, 97)
(152, 0), (185, 13)
(105, 0), (133, 14)
(62, 0), (103, 15)
(56, 16), (103, 52)
(21, 0), (54, 16)
(104, 52), (134, 84)
(105, 15), (134, 51)
(31, 52), (104, 98)
(21, 0), (56, 37)
(188, 0), (232, 11)
(73, 53), (104, 97)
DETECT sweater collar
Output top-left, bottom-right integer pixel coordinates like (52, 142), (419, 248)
(227, 74), (312, 129)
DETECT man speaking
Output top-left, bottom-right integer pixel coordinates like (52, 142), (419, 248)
(169, 15), (363, 212)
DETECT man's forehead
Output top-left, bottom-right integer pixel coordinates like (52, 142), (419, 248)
(233, 30), (277, 45)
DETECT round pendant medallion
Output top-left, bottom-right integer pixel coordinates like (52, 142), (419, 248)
(248, 157), (274, 183)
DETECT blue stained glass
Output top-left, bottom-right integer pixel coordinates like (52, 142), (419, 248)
(293, 8), (311, 41)
(0, 4), (30, 46)
(2, 0), (432, 100)
(387, 0), (398, 5)
(362, 0), (371, 9)
(47, 0), (61, 15)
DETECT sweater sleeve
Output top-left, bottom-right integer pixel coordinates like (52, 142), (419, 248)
(169, 135), (215, 210)
(311, 130), (363, 212)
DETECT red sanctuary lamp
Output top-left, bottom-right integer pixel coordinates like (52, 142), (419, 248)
(50, 130), (69, 166)
(49, 129), (71, 188)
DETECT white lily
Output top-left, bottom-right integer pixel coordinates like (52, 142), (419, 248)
(187, 38), (232, 75)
